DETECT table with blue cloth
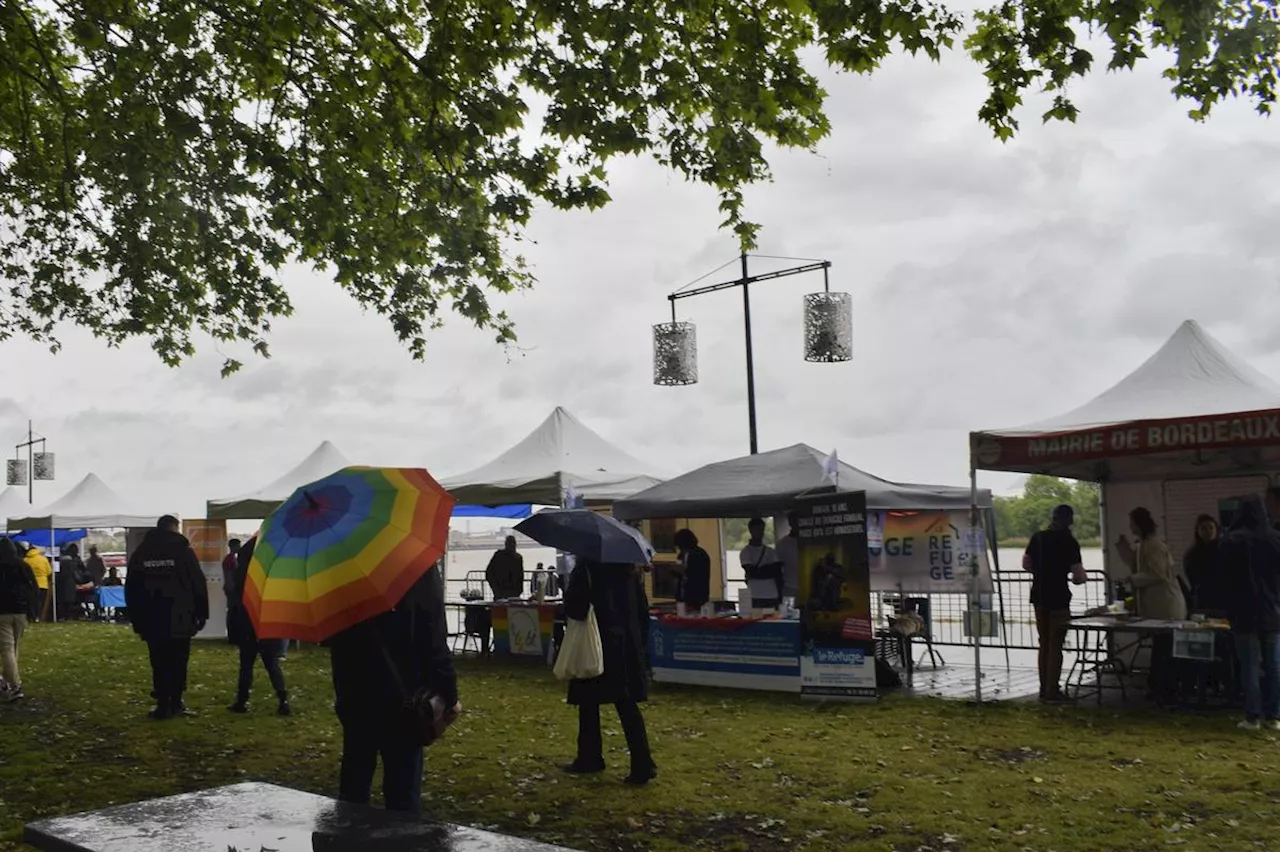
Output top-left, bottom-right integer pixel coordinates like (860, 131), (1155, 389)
(96, 586), (127, 621)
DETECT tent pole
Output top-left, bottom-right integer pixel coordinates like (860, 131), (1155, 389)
(970, 462), (982, 704)
(50, 523), (57, 623)
(986, 507), (1012, 672)
(741, 253), (759, 456)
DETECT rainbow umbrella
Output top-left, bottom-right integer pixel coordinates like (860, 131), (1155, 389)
(244, 466), (455, 642)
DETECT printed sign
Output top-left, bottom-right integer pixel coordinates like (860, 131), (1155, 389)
(182, 519), (228, 564)
(795, 491), (876, 700)
(972, 409), (1280, 468)
(490, 604), (556, 658)
(867, 511), (994, 593)
(649, 618), (801, 692)
(507, 606), (543, 657)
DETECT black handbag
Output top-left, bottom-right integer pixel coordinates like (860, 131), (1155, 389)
(375, 612), (452, 747)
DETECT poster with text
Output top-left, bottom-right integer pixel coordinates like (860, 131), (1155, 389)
(182, 518), (228, 641)
(866, 511), (994, 593)
(796, 491), (876, 700)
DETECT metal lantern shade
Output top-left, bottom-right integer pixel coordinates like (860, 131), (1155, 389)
(803, 291), (853, 363)
(6, 459), (27, 486)
(33, 452), (55, 480)
(653, 321), (698, 386)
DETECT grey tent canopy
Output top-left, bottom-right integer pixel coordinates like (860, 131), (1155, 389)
(612, 444), (990, 520)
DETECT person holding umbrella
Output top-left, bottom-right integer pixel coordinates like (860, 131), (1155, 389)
(244, 467), (462, 813)
(514, 510), (657, 785)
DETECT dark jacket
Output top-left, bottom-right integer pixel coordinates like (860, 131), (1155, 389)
(1024, 527), (1082, 610)
(0, 539), (38, 619)
(565, 561), (650, 707)
(226, 536), (260, 648)
(1217, 495), (1280, 634)
(56, 554), (81, 604)
(329, 565), (458, 731)
(86, 554), (107, 587)
(1183, 539), (1223, 613)
(125, 528), (209, 640)
(486, 549), (524, 600)
(676, 546), (712, 609)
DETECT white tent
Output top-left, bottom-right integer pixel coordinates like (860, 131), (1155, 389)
(441, 407), (667, 506)
(0, 487), (29, 534)
(206, 440), (350, 520)
(971, 319), (1280, 482)
(972, 318), (1280, 591)
(7, 473), (163, 530)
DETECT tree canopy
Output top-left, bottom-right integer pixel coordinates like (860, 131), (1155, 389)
(993, 474), (1101, 542)
(2, 1), (1275, 372)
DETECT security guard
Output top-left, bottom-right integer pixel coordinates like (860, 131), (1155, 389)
(125, 516), (208, 719)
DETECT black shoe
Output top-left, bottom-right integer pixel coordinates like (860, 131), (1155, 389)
(562, 761), (606, 775)
(228, 702), (249, 713)
(148, 706), (173, 721)
(624, 766), (657, 786)
(277, 700), (292, 717)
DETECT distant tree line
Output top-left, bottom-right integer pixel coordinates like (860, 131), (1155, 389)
(994, 475), (1101, 545)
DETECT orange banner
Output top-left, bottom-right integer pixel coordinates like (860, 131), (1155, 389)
(182, 519), (227, 564)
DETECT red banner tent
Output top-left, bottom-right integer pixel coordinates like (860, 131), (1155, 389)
(970, 319), (1280, 571)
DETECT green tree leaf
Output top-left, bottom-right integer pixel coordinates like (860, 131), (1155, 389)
(1, 1), (1273, 368)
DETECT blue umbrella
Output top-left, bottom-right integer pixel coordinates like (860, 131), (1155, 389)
(515, 510), (655, 565)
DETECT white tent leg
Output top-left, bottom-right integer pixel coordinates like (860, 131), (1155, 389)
(970, 464), (983, 704)
(50, 525), (58, 623)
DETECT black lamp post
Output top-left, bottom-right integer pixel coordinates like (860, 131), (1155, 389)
(8, 421), (55, 503)
(652, 253), (851, 454)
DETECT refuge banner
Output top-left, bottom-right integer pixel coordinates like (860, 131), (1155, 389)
(867, 510), (994, 593)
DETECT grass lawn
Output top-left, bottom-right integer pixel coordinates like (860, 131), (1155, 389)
(2, 624), (1278, 852)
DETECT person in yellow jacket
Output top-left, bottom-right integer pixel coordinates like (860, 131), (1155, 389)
(21, 544), (51, 623)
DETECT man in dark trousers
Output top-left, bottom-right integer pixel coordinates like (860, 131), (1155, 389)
(1218, 494), (1280, 730)
(126, 516), (208, 720)
(1023, 504), (1087, 704)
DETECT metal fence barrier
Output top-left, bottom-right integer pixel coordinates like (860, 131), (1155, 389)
(874, 569), (1110, 652)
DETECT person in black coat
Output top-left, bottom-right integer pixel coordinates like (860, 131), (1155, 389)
(1217, 494), (1280, 729)
(673, 529), (711, 612)
(225, 536), (290, 716)
(563, 560), (656, 785)
(0, 538), (38, 699)
(125, 516), (209, 720)
(329, 564), (460, 814)
(1183, 514), (1223, 614)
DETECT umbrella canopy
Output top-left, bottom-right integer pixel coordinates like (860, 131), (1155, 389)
(245, 466), (455, 642)
(515, 509), (655, 565)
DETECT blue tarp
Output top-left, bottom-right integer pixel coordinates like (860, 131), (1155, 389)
(451, 504), (533, 519)
(8, 529), (89, 548)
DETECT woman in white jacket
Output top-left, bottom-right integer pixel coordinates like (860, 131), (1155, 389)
(1116, 507), (1187, 621)
(1116, 506), (1187, 702)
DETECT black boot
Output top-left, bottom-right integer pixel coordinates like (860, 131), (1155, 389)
(276, 692), (291, 717)
(148, 695), (173, 721)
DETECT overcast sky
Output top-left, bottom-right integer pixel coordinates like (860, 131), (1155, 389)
(2, 33), (1278, 528)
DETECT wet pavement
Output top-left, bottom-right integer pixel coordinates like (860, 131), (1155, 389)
(24, 782), (578, 852)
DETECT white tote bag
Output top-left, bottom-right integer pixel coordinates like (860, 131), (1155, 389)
(554, 605), (604, 681)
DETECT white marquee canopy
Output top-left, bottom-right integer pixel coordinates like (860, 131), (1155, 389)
(971, 320), (1280, 481)
(206, 440), (351, 520)
(441, 407), (667, 506)
(8, 473), (164, 530)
